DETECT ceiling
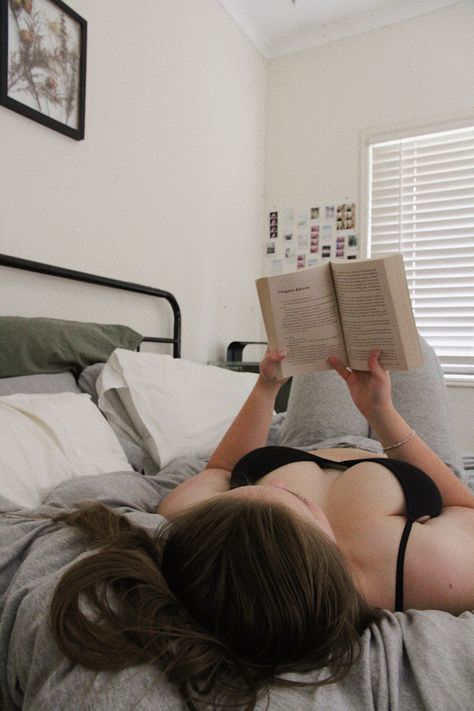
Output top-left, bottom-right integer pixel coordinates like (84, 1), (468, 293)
(219, 0), (461, 57)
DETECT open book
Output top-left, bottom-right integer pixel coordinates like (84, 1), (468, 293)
(256, 254), (423, 379)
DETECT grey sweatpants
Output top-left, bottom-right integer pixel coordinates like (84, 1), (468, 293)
(277, 337), (465, 480)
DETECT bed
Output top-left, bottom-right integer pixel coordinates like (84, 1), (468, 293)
(0, 253), (473, 711)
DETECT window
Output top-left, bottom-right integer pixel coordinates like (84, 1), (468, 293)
(364, 122), (474, 381)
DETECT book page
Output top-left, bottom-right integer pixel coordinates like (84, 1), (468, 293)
(258, 263), (347, 377)
(331, 257), (404, 370)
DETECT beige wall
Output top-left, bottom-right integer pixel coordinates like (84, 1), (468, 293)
(264, 1), (474, 455)
(265, 1), (474, 210)
(0, 0), (267, 362)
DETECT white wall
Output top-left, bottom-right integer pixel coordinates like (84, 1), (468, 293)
(0, 0), (267, 362)
(264, 0), (474, 455)
(266, 1), (474, 208)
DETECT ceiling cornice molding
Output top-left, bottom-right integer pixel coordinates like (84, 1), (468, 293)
(219, 0), (272, 58)
(270, 0), (462, 58)
(219, 0), (462, 60)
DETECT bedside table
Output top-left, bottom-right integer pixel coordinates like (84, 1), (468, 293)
(211, 341), (291, 412)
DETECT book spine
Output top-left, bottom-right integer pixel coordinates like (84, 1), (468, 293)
(255, 278), (283, 379)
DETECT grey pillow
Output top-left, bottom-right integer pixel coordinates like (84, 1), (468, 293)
(78, 362), (104, 404)
(0, 371), (82, 396)
(111, 435), (146, 474)
(0, 317), (142, 378)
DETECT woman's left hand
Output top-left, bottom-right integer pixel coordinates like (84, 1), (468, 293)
(328, 348), (392, 420)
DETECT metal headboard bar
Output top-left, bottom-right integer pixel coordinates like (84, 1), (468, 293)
(0, 253), (181, 358)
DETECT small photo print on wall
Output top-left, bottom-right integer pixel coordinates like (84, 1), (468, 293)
(269, 211), (278, 238)
(296, 211), (308, 227)
(285, 246), (296, 265)
(269, 258), (284, 275)
(322, 224), (333, 241)
(336, 203), (356, 231)
(298, 233), (308, 250)
(336, 236), (345, 253)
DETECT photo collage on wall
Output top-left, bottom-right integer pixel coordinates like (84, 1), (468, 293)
(266, 202), (358, 275)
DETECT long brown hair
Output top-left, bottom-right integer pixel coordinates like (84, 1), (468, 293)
(49, 499), (381, 709)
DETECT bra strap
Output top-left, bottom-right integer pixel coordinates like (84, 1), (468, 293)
(395, 519), (413, 612)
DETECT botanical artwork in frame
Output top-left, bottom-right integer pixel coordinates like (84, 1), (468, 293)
(0, 0), (87, 140)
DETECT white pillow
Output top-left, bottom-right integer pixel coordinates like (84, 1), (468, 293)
(0, 393), (133, 509)
(97, 349), (259, 470)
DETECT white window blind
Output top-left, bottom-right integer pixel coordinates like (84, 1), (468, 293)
(367, 125), (474, 378)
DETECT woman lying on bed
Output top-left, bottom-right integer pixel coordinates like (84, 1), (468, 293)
(50, 344), (474, 711)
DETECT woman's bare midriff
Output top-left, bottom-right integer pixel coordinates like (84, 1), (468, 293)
(308, 447), (387, 462)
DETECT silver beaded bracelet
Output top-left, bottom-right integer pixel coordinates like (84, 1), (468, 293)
(382, 429), (416, 452)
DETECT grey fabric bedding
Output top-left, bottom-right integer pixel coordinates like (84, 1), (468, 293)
(1, 462), (473, 711)
(0, 372), (83, 397)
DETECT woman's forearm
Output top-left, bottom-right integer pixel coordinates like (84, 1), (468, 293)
(369, 404), (474, 509)
(157, 353), (286, 519)
(158, 376), (280, 519)
(207, 376), (280, 471)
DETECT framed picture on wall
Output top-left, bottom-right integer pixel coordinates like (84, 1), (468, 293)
(0, 0), (87, 140)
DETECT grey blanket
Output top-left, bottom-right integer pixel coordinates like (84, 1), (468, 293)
(1, 461), (473, 711)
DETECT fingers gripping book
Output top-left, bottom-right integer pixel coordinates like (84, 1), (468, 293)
(256, 254), (423, 379)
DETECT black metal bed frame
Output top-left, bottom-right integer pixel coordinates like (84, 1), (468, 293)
(0, 253), (181, 358)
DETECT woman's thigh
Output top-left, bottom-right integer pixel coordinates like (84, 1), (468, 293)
(278, 370), (369, 447)
(388, 337), (464, 477)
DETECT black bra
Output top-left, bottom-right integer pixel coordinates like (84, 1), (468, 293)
(230, 446), (442, 612)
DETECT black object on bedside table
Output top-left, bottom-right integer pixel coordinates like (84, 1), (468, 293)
(214, 341), (291, 413)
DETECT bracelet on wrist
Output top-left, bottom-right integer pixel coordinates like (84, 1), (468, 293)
(382, 429), (416, 452)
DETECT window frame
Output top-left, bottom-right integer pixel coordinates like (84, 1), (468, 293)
(360, 113), (474, 387)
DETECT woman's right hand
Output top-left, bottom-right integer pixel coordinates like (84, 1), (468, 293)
(327, 348), (393, 421)
(259, 349), (288, 388)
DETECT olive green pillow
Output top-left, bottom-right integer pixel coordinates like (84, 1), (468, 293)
(0, 317), (143, 378)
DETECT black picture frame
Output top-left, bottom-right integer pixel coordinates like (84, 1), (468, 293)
(0, 0), (87, 140)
